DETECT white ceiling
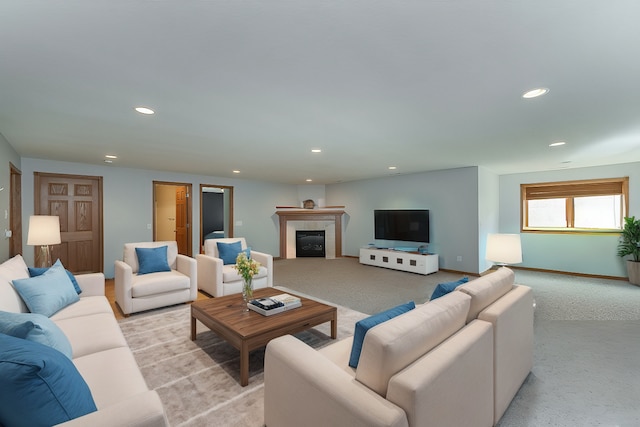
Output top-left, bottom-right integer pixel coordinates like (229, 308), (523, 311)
(1, 1), (639, 184)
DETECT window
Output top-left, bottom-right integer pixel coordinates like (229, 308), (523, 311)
(521, 177), (628, 233)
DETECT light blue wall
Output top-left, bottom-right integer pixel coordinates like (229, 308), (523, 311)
(326, 167), (482, 273)
(478, 167), (500, 271)
(20, 158), (298, 277)
(8, 145), (636, 279)
(0, 134), (21, 261)
(499, 162), (640, 277)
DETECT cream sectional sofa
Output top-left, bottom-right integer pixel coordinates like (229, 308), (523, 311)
(264, 267), (533, 427)
(0, 255), (168, 427)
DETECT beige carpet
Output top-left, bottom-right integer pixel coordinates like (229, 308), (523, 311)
(118, 290), (368, 427)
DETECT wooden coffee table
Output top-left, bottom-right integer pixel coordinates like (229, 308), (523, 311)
(190, 288), (337, 386)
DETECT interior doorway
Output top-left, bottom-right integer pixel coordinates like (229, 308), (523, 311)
(9, 163), (22, 258)
(200, 184), (233, 251)
(153, 181), (192, 257)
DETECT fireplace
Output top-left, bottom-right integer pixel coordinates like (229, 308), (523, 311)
(296, 230), (325, 257)
(276, 209), (345, 259)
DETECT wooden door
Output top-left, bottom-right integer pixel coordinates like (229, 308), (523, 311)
(35, 173), (103, 274)
(153, 181), (191, 257)
(175, 186), (188, 254)
(9, 164), (22, 257)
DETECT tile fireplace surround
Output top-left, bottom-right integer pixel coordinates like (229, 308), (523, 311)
(275, 209), (345, 259)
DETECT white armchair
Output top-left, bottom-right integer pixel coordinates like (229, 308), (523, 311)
(114, 241), (197, 315)
(197, 237), (273, 297)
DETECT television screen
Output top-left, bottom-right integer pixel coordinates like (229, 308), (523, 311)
(374, 209), (430, 243)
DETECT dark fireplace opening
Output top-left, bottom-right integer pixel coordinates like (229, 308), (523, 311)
(296, 230), (325, 257)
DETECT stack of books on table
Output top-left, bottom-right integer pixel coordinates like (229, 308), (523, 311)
(247, 293), (302, 316)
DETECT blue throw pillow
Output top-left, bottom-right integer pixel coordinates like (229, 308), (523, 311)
(29, 261), (82, 294)
(0, 333), (97, 427)
(217, 241), (243, 265)
(348, 301), (416, 368)
(0, 311), (73, 359)
(12, 260), (80, 317)
(430, 277), (469, 300)
(135, 246), (171, 275)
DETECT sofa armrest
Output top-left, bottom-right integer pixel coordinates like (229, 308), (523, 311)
(478, 284), (534, 424)
(75, 272), (105, 297)
(114, 260), (133, 315)
(55, 390), (168, 427)
(387, 319), (494, 427)
(176, 254), (198, 301)
(249, 250), (273, 287)
(265, 335), (408, 427)
(196, 254), (225, 297)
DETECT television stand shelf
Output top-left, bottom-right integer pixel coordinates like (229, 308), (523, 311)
(359, 247), (438, 275)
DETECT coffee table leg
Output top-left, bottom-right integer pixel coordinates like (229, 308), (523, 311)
(331, 312), (337, 339)
(240, 341), (249, 386)
(191, 316), (196, 341)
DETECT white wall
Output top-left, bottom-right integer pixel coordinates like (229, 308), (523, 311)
(499, 162), (640, 277)
(0, 134), (21, 261)
(297, 184), (326, 208)
(20, 158), (298, 277)
(327, 167), (482, 273)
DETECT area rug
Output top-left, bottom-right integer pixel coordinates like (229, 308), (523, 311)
(118, 293), (368, 427)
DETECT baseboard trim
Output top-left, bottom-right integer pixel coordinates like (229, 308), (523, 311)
(503, 266), (627, 281)
(284, 256), (628, 281)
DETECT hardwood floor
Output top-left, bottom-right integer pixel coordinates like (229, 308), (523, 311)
(106, 279), (210, 321)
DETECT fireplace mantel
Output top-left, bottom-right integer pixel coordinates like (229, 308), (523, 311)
(276, 209), (345, 259)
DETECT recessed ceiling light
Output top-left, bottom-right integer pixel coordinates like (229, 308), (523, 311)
(134, 106), (155, 115)
(233, 170), (240, 174)
(306, 179), (313, 182)
(388, 166), (397, 170)
(105, 154), (117, 159)
(311, 149), (322, 153)
(522, 88), (549, 99)
(549, 141), (566, 147)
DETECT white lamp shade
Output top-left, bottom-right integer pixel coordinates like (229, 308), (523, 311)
(486, 233), (522, 265)
(27, 215), (61, 246)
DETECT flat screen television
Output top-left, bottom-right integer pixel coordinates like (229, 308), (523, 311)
(374, 209), (430, 243)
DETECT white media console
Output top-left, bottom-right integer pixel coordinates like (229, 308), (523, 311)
(359, 247), (439, 275)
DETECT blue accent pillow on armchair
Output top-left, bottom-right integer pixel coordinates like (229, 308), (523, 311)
(349, 301), (416, 368)
(430, 277), (469, 300)
(217, 241), (243, 265)
(135, 246), (171, 275)
(0, 333), (97, 427)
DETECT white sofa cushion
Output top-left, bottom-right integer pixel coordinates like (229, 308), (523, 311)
(55, 313), (128, 358)
(221, 264), (268, 283)
(131, 270), (191, 297)
(50, 296), (114, 321)
(356, 291), (471, 397)
(73, 347), (150, 409)
(0, 254), (30, 313)
(456, 267), (514, 323)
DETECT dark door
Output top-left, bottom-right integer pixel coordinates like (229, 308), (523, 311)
(34, 172), (103, 273)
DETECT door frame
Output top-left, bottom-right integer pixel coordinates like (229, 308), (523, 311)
(152, 181), (192, 257)
(9, 163), (22, 257)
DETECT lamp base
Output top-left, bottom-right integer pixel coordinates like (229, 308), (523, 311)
(36, 245), (53, 268)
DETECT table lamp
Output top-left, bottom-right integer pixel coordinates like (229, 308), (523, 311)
(27, 215), (61, 268)
(486, 233), (522, 267)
